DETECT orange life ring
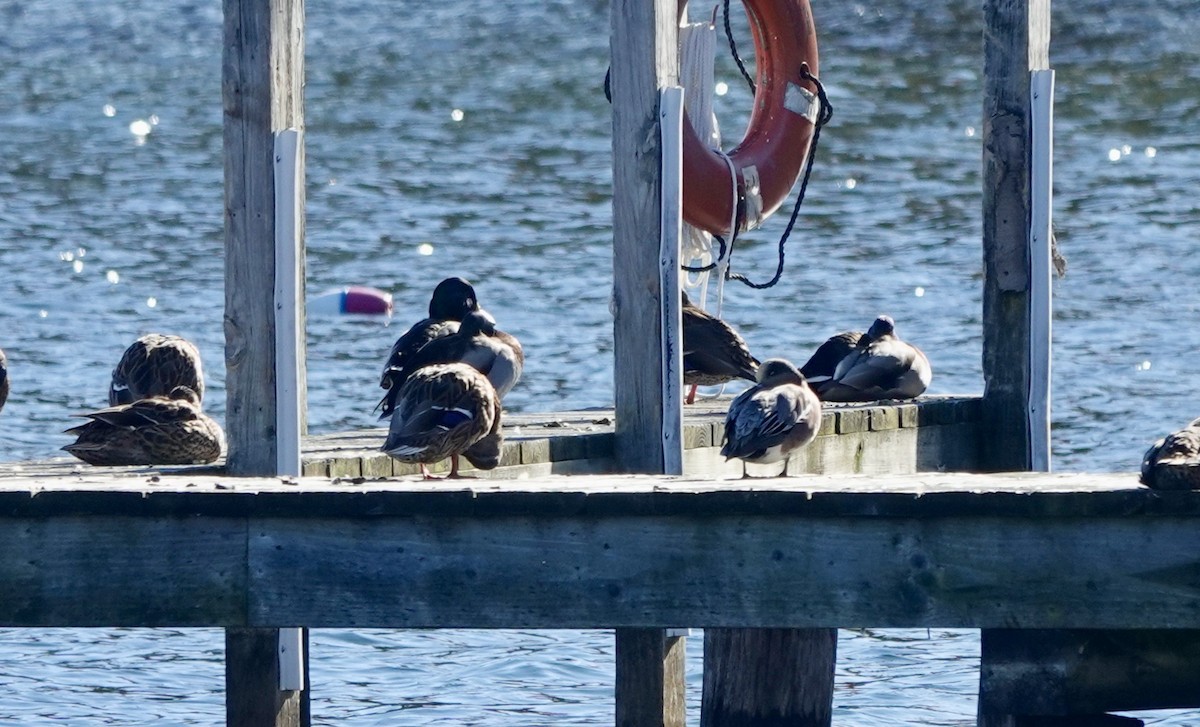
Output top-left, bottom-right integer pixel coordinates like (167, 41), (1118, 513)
(681, 0), (820, 237)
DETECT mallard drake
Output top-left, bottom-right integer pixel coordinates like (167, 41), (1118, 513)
(815, 315), (931, 402)
(378, 309), (523, 419)
(720, 358), (822, 466)
(800, 330), (862, 388)
(1141, 417), (1200, 490)
(381, 362), (502, 479)
(109, 333), (205, 406)
(0, 348), (9, 414)
(380, 277), (479, 390)
(62, 386), (224, 466)
(682, 292), (759, 404)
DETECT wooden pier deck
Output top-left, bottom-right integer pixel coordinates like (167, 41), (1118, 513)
(1, 465), (1195, 631)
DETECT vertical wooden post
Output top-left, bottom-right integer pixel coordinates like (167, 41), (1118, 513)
(610, 0), (678, 474)
(223, 0), (307, 477)
(701, 629), (837, 727)
(223, 0), (308, 725)
(610, 1), (686, 724)
(980, 0), (1049, 473)
(979, 0), (1051, 725)
(616, 629), (687, 727)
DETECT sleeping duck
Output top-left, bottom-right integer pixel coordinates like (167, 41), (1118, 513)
(682, 292), (759, 404)
(109, 333), (206, 406)
(379, 277), (479, 392)
(800, 330), (862, 389)
(720, 358), (822, 467)
(378, 309), (523, 419)
(0, 347), (8, 414)
(1140, 417), (1200, 490)
(62, 386), (224, 466)
(381, 362), (502, 479)
(815, 315), (931, 402)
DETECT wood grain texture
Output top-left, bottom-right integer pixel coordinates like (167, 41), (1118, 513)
(701, 629), (836, 727)
(615, 629), (686, 727)
(223, 0), (306, 475)
(610, 0), (678, 473)
(981, 0), (1050, 471)
(225, 628), (304, 727)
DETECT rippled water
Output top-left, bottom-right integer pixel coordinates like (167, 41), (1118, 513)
(1, 0), (1197, 723)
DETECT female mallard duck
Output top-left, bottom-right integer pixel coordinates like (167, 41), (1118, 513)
(109, 333), (206, 406)
(721, 358), (822, 466)
(381, 362), (502, 479)
(1141, 417), (1200, 490)
(380, 277), (479, 391)
(0, 347), (9, 414)
(682, 292), (759, 404)
(800, 330), (862, 388)
(815, 315), (931, 402)
(378, 309), (523, 418)
(62, 386), (224, 466)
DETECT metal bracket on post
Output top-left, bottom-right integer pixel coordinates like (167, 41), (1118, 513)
(1028, 70), (1054, 473)
(659, 86), (685, 478)
(273, 127), (306, 693)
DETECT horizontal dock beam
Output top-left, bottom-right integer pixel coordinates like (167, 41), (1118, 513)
(1, 471), (1198, 630)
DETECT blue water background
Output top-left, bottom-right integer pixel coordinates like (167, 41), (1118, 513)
(0, 0), (1197, 723)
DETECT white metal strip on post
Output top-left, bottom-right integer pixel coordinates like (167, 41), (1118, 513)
(659, 87), (685, 477)
(1028, 70), (1055, 472)
(273, 128), (306, 692)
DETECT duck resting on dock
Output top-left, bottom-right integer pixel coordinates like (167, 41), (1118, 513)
(815, 315), (931, 402)
(378, 309), (523, 419)
(381, 362), (502, 479)
(379, 276), (479, 393)
(109, 333), (206, 406)
(62, 386), (224, 466)
(799, 330), (862, 389)
(682, 291), (759, 404)
(1140, 417), (1200, 490)
(0, 347), (9, 414)
(721, 358), (822, 468)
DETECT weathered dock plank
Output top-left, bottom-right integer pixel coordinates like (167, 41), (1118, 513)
(2, 470), (1198, 631)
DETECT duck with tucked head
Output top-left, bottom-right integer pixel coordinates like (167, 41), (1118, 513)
(799, 330), (862, 389)
(682, 292), (759, 404)
(109, 333), (206, 406)
(1141, 417), (1200, 490)
(378, 308), (523, 419)
(721, 358), (822, 468)
(381, 362), (502, 479)
(380, 277), (479, 392)
(62, 386), (224, 466)
(815, 315), (931, 402)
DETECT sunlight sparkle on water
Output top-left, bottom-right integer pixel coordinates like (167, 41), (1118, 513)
(129, 119), (152, 141)
(146, 297), (157, 308)
(38, 310), (48, 318)
(72, 260), (84, 274)
(715, 82), (729, 96)
(964, 126), (975, 137)
(417, 243), (434, 256)
(102, 104), (116, 117)
(1107, 148), (1121, 162)
(59, 250), (74, 262)
(844, 178), (858, 190)
(450, 109), (464, 122)
(1136, 360), (1152, 371)
(914, 287), (925, 297)
(1145, 146), (1157, 158)
(106, 270), (119, 285)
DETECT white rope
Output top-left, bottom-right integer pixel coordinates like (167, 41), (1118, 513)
(679, 19), (719, 305)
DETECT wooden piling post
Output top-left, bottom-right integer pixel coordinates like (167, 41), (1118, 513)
(223, 0), (308, 724)
(978, 0), (1053, 724)
(610, 0), (687, 723)
(701, 629), (837, 727)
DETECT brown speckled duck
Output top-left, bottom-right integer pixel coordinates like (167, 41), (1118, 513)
(815, 315), (931, 402)
(720, 358), (822, 467)
(1141, 417), (1200, 490)
(378, 309), (523, 419)
(379, 277), (479, 392)
(63, 386), (224, 466)
(381, 362), (502, 479)
(109, 333), (206, 406)
(682, 292), (759, 404)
